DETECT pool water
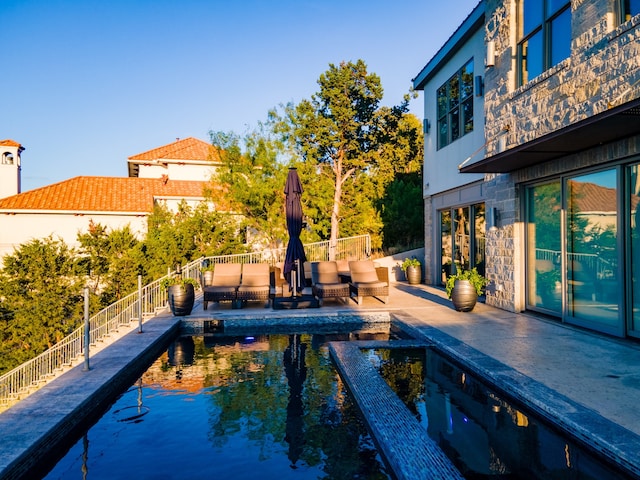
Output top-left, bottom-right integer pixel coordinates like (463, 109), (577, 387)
(369, 347), (627, 479)
(43, 332), (392, 480)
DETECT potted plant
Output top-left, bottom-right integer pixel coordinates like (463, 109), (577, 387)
(445, 267), (488, 312)
(401, 257), (422, 285)
(161, 276), (200, 316)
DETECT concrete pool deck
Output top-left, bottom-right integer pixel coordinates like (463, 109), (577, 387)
(1, 283), (640, 478)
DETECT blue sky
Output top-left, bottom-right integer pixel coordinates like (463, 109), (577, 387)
(2, 0), (480, 192)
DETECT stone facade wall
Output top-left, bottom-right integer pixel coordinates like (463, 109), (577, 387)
(485, 1), (640, 156)
(480, 0), (640, 312)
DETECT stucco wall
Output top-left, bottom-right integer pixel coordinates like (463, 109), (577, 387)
(0, 213), (147, 261)
(422, 25), (487, 196)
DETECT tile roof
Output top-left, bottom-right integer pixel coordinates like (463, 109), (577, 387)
(128, 137), (220, 162)
(0, 139), (23, 149)
(0, 176), (207, 213)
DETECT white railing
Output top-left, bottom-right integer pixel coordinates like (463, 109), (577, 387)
(0, 235), (370, 410)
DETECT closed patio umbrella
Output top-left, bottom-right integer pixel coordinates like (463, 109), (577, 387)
(283, 167), (307, 294)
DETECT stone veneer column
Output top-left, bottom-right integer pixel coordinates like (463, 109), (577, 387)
(483, 173), (522, 313)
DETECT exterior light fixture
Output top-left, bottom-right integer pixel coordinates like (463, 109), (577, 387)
(423, 118), (431, 134)
(487, 207), (499, 231)
(486, 41), (496, 68)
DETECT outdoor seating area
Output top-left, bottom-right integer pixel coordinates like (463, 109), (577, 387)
(200, 259), (390, 309)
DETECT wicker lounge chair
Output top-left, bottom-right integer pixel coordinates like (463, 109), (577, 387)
(201, 263), (242, 310)
(237, 263), (271, 306)
(348, 260), (389, 305)
(311, 261), (350, 306)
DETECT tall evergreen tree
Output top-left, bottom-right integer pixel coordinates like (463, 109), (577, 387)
(271, 60), (422, 256)
(0, 237), (84, 373)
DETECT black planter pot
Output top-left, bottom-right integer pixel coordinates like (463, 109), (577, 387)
(450, 279), (478, 312)
(406, 265), (422, 285)
(168, 284), (195, 316)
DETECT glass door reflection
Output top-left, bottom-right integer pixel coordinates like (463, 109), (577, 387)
(566, 169), (621, 335)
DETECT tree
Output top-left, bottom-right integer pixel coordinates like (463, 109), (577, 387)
(209, 128), (290, 250)
(77, 221), (144, 307)
(0, 237), (84, 373)
(141, 201), (245, 279)
(272, 60), (421, 256)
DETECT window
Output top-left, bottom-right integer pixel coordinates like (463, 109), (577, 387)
(1, 152), (14, 165)
(437, 59), (474, 149)
(517, 0), (571, 86)
(620, 0), (640, 23)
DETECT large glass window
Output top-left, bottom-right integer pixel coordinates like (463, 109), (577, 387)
(437, 59), (474, 149)
(440, 203), (485, 284)
(526, 181), (562, 314)
(526, 170), (621, 335)
(517, 0), (571, 86)
(627, 164), (640, 336)
(620, 0), (640, 23)
(566, 170), (619, 333)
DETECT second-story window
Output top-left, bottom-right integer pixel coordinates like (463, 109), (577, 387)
(437, 59), (474, 150)
(517, 0), (571, 86)
(620, 0), (640, 23)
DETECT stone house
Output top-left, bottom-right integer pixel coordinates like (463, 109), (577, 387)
(414, 0), (640, 338)
(0, 137), (224, 262)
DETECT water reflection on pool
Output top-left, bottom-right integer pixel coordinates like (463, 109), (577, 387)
(44, 331), (392, 480)
(368, 347), (626, 479)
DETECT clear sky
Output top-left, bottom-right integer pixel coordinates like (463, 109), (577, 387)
(2, 0), (480, 192)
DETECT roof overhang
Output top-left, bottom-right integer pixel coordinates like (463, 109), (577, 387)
(460, 97), (640, 173)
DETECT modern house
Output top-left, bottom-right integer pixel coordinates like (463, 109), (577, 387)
(0, 137), (222, 262)
(414, 0), (640, 338)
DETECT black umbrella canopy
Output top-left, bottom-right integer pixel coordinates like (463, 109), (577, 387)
(283, 168), (307, 292)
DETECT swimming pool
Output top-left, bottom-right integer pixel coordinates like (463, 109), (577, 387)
(368, 346), (628, 479)
(42, 330), (393, 480)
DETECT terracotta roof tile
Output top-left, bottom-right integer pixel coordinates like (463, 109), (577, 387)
(0, 139), (23, 148)
(128, 137), (220, 162)
(0, 177), (208, 213)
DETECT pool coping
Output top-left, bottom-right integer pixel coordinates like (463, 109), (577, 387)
(330, 339), (464, 480)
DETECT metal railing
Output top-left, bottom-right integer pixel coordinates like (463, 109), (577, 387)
(0, 234), (370, 410)
(199, 234), (371, 266)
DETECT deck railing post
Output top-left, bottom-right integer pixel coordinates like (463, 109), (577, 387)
(83, 287), (90, 371)
(138, 275), (143, 334)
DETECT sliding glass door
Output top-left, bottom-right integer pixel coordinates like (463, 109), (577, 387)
(526, 181), (562, 314)
(627, 164), (640, 338)
(440, 204), (485, 285)
(526, 169), (623, 336)
(566, 170), (620, 335)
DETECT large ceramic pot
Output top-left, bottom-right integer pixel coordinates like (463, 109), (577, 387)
(450, 279), (477, 312)
(406, 265), (422, 285)
(168, 284), (195, 316)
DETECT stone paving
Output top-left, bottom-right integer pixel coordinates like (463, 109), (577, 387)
(1, 283), (640, 479)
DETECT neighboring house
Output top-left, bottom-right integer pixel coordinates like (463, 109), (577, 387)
(0, 137), (221, 262)
(414, 0), (640, 338)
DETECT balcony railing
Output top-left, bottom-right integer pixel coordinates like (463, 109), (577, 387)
(0, 235), (370, 411)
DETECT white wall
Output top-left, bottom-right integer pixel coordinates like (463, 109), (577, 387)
(422, 26), (486, 196)
(137, 162), (216, 181)
(0, 213), (148, 261)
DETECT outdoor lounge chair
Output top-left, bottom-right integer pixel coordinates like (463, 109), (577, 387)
(201, 263), (242, 310)
(270, 263), (292, 299)
(237, 263), (271, 306)
(348, 260), (389, 305)
(311, 261), (350, 306)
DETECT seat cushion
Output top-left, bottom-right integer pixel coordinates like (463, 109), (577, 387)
(349, 261), (379, 283)
(312, 261), (341, 285)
